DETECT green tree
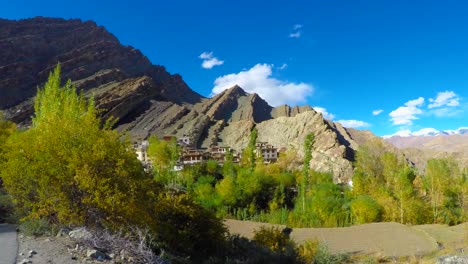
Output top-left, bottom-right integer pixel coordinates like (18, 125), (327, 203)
(300, 133), (314, 212)
(222, 149), (236, 178)
(241, 127), (257, 170)
(351, 195), (381, 224)
(0, 112), (16, 174)
(1, 65), (151, 229)
(425, 158), (450, 224)
(147, 135), (180, 186)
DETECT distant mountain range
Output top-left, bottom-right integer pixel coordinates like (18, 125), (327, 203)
(384, 127), (468, 138)
(385, 128), (468, 172)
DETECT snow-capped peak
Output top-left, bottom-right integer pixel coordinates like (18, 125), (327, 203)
(384, 127), (468, 138)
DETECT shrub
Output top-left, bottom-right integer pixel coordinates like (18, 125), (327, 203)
(151, 192), (227, 261)
(0, 189), (14, 223)
(297, 239), (320, 263)
(313, 244), (350, 264)
(253, 226), (295, 254)
(79, 227), (164, 264)
(19, 217), (56, 236)
(351, 195), (382, 224)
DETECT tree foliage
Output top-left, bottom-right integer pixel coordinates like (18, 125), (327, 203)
(300, 133), (314, 212)
(1, 65), (152, 228)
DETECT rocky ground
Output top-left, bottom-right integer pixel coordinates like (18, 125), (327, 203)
(18, 235), (89, 264)
(16, 227), (160, 264)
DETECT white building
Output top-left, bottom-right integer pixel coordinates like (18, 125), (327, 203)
(255, 142), (279, 163)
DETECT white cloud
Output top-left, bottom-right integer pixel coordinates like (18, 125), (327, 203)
(211, 63), (313, 106)
(389, 97), (425, 125)
(314, 107), (335, 120)
(431, 107), (463, 117)
(278, 63), (288, 70)
(289, 24), (303, 38)
(337, 120), (371, 128)
(293, 24), (303, 30)
(428, 91), (460, 108)
(199, 52), (224, 69)
(289, 32), (301, 38)
(372, 109), (383, 116)
(383, 129), (412, 138)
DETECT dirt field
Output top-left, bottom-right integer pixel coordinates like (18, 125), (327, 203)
(225, 219), (442, 257)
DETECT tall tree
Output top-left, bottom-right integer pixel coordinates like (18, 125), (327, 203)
(1, 65), (151, 228)
(241, 127), (258, 170)
(425, 158), (450, 224)
(301, 132), (314, 212)
(147, 135), (180, 186)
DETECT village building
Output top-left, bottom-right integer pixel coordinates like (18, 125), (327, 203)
(134, 140), (152, 171)
(134, 136), (278, 170)
(209, 146), (241, 163)
(178, 135), (191, 146)
(135, 140), (150, 163)
(255, 142), (279, 163)
(181, 148), (207, 165)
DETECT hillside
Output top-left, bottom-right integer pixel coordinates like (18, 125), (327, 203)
(385, 134), (468, 172)
(0, 17), (390, 182)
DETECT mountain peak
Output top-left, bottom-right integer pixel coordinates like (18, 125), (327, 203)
(384, 127), (468, 138)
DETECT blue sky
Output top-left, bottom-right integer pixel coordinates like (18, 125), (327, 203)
(1, 0), (467, 136)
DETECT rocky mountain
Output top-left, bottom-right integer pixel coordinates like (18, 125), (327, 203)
(0, 17), (389, 183)
(0, 17), (202, 124)
(385, 133), (468, 172)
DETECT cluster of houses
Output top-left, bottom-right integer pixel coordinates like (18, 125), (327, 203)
(134, 135), (280, 170)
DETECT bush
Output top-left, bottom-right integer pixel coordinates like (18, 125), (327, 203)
(253, 226), (295, 254)
(19, 217), (56, 236)
(297, 239), (319, 263)
(0, 189), (14, 223)
(351, 195), (382, 224)
(313, 244), (350, 264)
(151, 192), (227, 261)
(79, 227), (165, 264)
(214, 235), (299, 264)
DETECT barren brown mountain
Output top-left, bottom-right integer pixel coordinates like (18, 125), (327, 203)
(386, 134), (468, 172)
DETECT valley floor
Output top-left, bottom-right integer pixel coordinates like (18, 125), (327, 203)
(225, 219), (467, 259)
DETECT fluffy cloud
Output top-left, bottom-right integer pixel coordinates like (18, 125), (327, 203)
(199, 52), (224, 69)
(389, 97), (425, 125)
(428, 91), (460, 108)
(212, 63), (313, 106)
(337, 120), (371, 128)
(372, 109), (383, 116)
(314, 107), (335, 120)
(289, 24), (303, 38)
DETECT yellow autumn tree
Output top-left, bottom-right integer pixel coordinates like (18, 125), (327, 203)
(0, 65), (153, 229)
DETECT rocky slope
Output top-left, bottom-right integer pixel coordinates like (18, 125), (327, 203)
(386, 134), (468, 173)
(0, 17), (388, 182)
(0, 16), (202, 125)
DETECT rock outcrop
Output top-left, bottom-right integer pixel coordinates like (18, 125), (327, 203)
(0, 16), (202, 125)
(0, 17), (390, 182)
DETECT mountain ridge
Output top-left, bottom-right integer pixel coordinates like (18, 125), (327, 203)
(0, 16), (401, 182)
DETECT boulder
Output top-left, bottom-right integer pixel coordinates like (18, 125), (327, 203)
(437, 255), (468, 264)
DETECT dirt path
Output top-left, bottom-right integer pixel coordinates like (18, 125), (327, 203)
(0, 224), (17, 264)
(225, 219), (439, 257)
